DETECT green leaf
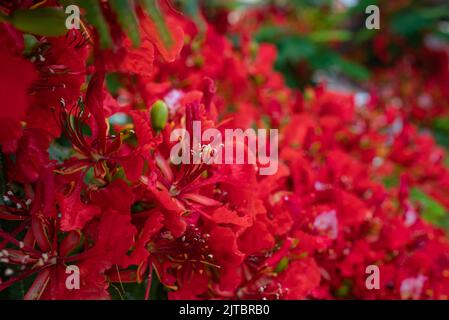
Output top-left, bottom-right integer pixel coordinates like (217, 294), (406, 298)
(391, 6), (449, 37)
(274, 257), (289, 273)
(106, 73), (122, 95)
(419, 5), (449, 20)
(335, 280), (352, 298)
(354, 28), (378, 43)
(337, 58), (371, 81)
(392, 10), (428, 36)
(382, 174), (399, 189)
(410, 188), (449, 232)
(110, 0), (141, 47)
(11, 8), (68, 37)
(277, 36), (316, 64)
(308, 30), (352, 43)
(309, 50), (371, 81)
(433, 115), (449, 132)
(255, 25), (288, 43)
(432, 129), (449, 149)
(433, 30), (449, 43)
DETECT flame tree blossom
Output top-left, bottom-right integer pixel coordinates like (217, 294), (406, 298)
(1, 0), (449, 300)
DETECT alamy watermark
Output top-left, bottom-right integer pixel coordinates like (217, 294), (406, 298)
(365, 5), (380, 30)
(365, 265), (380, 290)
(65, 265), (80, 290)
(65, 5), (80, 30)
(64, 4), (380, 31)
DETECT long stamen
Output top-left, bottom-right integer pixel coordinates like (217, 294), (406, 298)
(0, 220), (30, 250)
(0, 230), (41, 256)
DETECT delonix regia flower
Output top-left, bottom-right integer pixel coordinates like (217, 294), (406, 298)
(1, 0), (449, 300)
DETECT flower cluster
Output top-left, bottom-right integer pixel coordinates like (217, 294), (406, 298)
(1, 1), (449, 300)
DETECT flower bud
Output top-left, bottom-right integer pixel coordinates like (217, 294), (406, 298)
(11, 8), (68, 37)
(150, 100), (168, 132)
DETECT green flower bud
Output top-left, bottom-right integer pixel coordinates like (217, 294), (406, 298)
(11, 8), (68, 37)
(150, 100), (168, 132)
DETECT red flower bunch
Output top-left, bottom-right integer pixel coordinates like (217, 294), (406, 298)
(1, 0), (449, 300)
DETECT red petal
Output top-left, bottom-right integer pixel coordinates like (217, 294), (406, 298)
(59, 177), (101, 231)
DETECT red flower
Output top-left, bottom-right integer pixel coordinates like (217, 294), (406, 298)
(0, 25), (36, 147)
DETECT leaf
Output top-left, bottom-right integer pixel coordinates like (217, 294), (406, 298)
(337, 58), (371, 81)
(335, 280), (352, 298)
(106, 73), (122, 95)
(277, 36), (316, 64)
(410, 188), (449, 232)
(354, 28), (377, 43)
(391, 10), (430, 36)
(433, 115), (449, 132)
(419, 5), (449, 20)
(308, 30), (352, 43)
(382, 174), (399, 189)
(309, 50), (371, 81)
(432, 129), (449, 149)
(433, 30), (449, 43)
(274, 257), (289, 273)
(391, 6), (449, 37)
(255, 25), (287, 43)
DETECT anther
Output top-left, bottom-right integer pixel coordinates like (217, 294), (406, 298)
(4, 268), (14, 276)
